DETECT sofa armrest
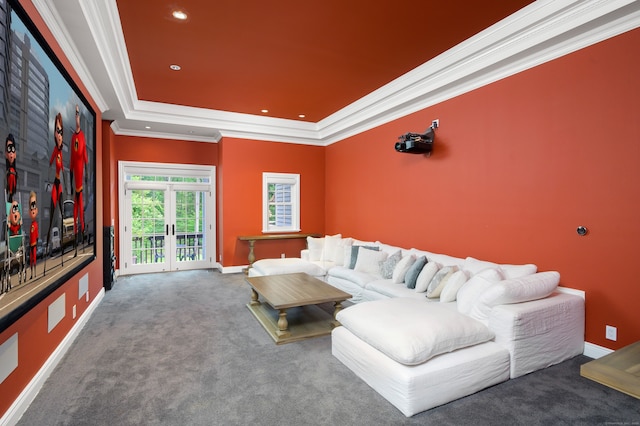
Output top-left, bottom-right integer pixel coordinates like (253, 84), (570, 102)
(301, 249), (310, 261)
(489, 292), (584, 378)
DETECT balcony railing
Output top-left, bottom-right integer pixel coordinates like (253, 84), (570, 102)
(131, 233), (204, 264)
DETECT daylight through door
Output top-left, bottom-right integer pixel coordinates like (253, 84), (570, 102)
(119, 162), (215, 275)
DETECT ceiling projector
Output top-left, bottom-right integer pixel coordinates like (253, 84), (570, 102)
(394, 126), (435, 155)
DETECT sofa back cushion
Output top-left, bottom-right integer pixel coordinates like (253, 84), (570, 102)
(463, 256), (537, 279)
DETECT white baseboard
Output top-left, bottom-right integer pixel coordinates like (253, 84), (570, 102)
(1, 288), (105, 426)
(583, 342), (614, 360)
(219, 265), (246, 274)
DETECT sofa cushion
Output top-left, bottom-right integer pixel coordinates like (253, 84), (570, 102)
(329, 266), (380, 288)
(379, 250), (402, 279)
(411, 249), (465, 267)
(392, 254), (416, 284)
(354, 247), (388, 276)
(414, 261), (440, 292)
(463, 256), (537, 279)
(251, 258), (326, 277)
(439, 270), (469, 303)
(405, 256), (427, 289)
(336, 298), (495, 365)
(426, 265), (459, 298)
(365, 279), (434, 300)
(468, 271), (560, 325)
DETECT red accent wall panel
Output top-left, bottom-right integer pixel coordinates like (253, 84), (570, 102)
(218, 138), (325, 266)
(108, 134), (219, 268)
(326, 28), (640, 350)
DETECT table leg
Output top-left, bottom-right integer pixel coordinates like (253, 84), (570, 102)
(332, 300), (344, 327)
(277, 309), (290, 337)
(247, 240), (256, 266)
(250, 288), (260, 306)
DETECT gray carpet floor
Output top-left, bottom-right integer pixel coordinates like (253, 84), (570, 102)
(17, 270), (639, 425)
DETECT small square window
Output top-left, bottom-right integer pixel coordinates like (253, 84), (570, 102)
(263, 172), (300, 233)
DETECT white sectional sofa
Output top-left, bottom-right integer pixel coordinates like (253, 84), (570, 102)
(249, 234), (585, 417)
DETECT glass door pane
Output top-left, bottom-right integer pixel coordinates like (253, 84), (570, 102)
(172, 190), (207, 269)
(129, 188), (169, 272)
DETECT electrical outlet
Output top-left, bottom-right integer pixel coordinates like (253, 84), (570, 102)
(72, 305), (76, 319)
(432, 119), (439, 129)
(605, 325), (617, 341)
(281, 253), (285, 259)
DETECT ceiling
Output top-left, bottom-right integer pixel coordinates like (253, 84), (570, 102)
(32, 0), (640, 144)
(114, 0), (533, 123)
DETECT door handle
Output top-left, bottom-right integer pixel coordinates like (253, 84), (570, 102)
(172, 225), (175, 236)
(166, 224), (169, 236)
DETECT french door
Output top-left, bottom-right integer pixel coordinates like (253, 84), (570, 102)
(119, 162), (215, 275)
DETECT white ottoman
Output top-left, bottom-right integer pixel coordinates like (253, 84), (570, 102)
(249, 258), (326, 278)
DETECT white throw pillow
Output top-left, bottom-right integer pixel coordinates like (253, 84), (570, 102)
(477, 271), (560, 307)
(354, 247), (388, 276)
(336, 298), (495, 365)
(392, 254), (416, 284)
(334, 237), (352, 266)
(414, 261), (440, 292)
(467, 271), (559, 326)
(322, 234), (342, 262)
(307, 236), (324, 261)
(426, 265), (458, 298)
(456, 268), (503, 315)
(439, 270), (469, 302)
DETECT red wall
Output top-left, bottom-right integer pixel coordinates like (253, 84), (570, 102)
(106, 133), (219, 267)
(326, 28), (640, 350)
(0, 0), (104, 417)
(218, 137), (325, 266)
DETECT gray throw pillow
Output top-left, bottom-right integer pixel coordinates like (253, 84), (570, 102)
(405, 256), (427, 289)
(379, 251), (402, 279)
(349, 245), (379, 269)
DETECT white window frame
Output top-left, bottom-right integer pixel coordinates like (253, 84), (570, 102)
(262, 172), (300, 233)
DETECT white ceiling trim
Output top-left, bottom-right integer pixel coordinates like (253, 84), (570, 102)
(33, 0), (640, 145)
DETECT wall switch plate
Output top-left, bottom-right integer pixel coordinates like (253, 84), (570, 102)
(606, 325), (617, 341)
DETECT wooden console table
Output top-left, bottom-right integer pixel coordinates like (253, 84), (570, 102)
(238, 233), (321, 268)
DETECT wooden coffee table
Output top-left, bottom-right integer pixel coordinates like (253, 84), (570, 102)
(245, 273), (351, 344)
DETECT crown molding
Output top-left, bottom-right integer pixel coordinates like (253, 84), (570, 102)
(34, 0), (640, 145)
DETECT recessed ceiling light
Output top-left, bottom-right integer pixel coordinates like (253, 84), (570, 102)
(172, 10), (188, 20)
(145, 126), (151, 129)
(170, 64), (181, 71)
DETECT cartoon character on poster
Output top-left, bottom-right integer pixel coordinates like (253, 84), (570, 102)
(70, 105), (88, 256)
(29, 191), (39, 279)
(44, 112), (66, 273)
(5, 133), (17, 202)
